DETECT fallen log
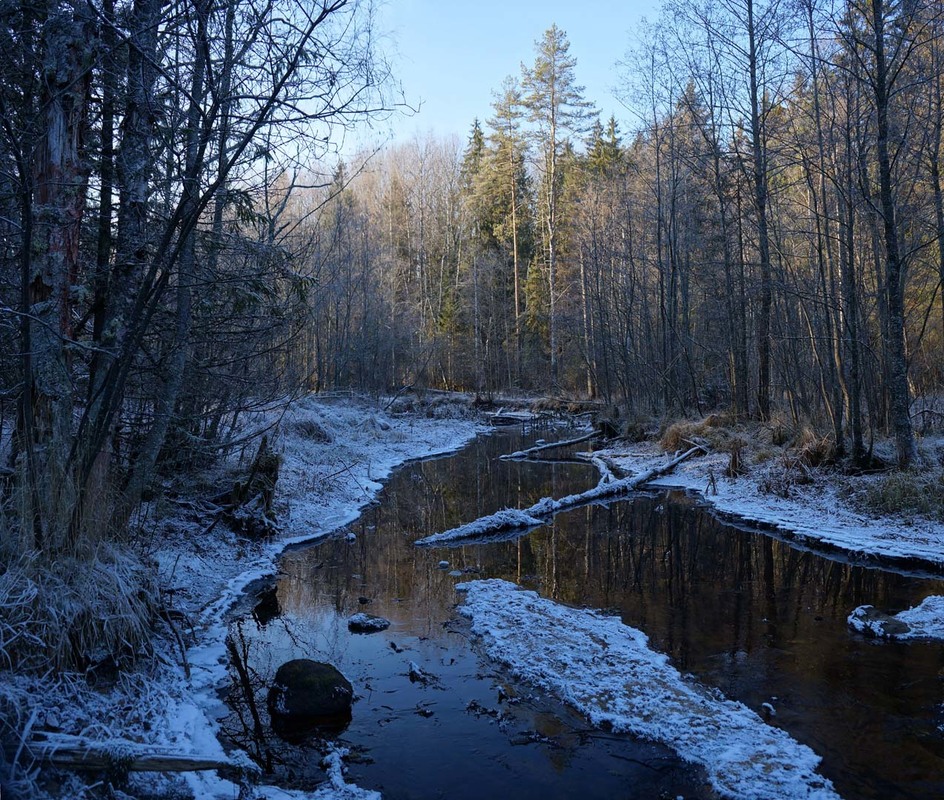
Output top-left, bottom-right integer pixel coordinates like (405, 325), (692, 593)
(499, 430), (602, 460)
(487, 407), (550, 426)
(416, 445), (706, 547)
(13, 733), (243, 774)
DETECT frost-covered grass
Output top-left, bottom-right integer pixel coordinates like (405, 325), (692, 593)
(0, 543), (157, 673)
(458, 579), (839, 800)
(855, 468), (944, 523)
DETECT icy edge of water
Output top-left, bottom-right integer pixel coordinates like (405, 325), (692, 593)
(458, 579), (840, 800)
(151, 397), (480, 799)
(600, 442), (944, 569)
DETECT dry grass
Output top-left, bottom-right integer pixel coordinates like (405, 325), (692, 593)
(659, 414), (741, 454)
(858, 470), (944, 522)
(0, 544), (157, 673)
(285, 417), (331, 442)
(791, 427), (836, 468)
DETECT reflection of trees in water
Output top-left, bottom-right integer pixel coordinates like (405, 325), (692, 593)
(227, 431), (944, 799)
(275, 441), (594, 637)
(522, 496), (940, 661)
(222, 619), (346, 787)
(224, 622), (274, 773)
(276, 458), (943, 678)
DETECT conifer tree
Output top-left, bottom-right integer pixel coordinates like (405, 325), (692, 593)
(522, 24), (594, 384)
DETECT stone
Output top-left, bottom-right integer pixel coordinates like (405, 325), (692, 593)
(848, 605), (912, 638)
(267, 659), (353, 734)
(348, 613), (391, 633)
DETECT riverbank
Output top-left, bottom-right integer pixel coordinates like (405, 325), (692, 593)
(594, 428), (944, 572)
(9, 401), (944, 799)
(3, 395), (480, 800)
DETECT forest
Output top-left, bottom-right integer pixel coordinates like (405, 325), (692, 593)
(2, 0), (944, 797)
(3, 0), (944, 551)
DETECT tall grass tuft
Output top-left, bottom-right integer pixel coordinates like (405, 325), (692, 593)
(0, 543), (157, 673)
(860, 470), (944, 523)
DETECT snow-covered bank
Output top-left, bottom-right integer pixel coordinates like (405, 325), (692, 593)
(458, 579), (839, 800)
(164, 395), (479, 799)
(597, 439), (944, 569)
(151, 395), (481, 620)
(12, 395), (478, 800)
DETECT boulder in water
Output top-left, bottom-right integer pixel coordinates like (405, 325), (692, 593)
(267, 659), (353, 737)
(348, 612), (391, 633)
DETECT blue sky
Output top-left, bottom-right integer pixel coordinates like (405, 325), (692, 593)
(365, 0), (661, 146)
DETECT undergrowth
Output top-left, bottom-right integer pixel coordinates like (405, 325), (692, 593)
(0, 668), (189, 800)
(857, 469), (944, 523)
(659, 413), (741, 453)
(0, 544), (157, 673)
(0, 528), (161, 797)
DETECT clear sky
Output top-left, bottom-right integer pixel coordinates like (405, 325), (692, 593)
(365, 0), (661, 147)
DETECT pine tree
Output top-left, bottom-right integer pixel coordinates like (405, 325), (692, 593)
(522, 24), (594, 385)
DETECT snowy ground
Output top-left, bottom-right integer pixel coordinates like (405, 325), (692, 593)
(13, 405), (944, 799)
(458, 579), (839, 800)
(596, 438), (944, 570)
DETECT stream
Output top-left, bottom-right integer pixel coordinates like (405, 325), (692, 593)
(222, 424), (944, 799)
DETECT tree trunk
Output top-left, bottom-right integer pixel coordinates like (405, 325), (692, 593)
(27, 2), (95, 550)
(747, 0), (773, 420)
(870, 0), (918, 468)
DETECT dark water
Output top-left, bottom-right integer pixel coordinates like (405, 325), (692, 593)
(223, 426), (944, 799)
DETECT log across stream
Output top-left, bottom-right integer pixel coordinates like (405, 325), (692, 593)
(221, 425), (944, 800)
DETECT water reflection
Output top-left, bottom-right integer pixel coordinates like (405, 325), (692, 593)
(227, 427), (944, 799)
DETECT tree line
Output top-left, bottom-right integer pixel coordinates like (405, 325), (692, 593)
(2, 0), (943, 571)
(0, 0), (388, 560)
(308, 2), (944, 471)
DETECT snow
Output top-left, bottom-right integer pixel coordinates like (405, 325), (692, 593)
(415, 508), (546, 546)
(252, 748), (381, 800)
(849, 595), (944, 640)
(347, 612), (390, 633)
(31, 394), (479, 800)
(598, 440), (944, 569)
(147, 395), (480, 622)
(458, 579), (840, 800)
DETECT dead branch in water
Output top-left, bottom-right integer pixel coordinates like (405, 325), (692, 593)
(416, 445), (706, 546)
(500, 430), (602, 460)
(11, 733), (244, 774)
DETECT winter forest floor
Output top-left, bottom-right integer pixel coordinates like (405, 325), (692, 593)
(4, 394), (944, 799)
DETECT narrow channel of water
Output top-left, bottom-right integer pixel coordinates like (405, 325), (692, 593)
(223, 426), (944, 799)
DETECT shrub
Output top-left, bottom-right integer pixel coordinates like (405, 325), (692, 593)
(792, 428), (836, 468)
(659, 416), (740, 454)
(287, 417), (331, 443)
